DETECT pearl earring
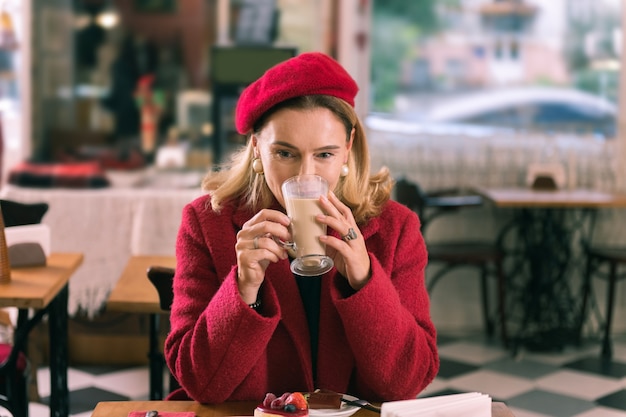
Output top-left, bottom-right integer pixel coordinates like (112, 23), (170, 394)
(252, 158), (264, 175)
(340, 163), (349, 177)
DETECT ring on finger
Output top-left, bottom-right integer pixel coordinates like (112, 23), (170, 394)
(253, 236), (260, 250)
(342, 228), (358, 242)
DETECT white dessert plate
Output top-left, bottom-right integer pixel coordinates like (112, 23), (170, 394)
(308, 394), (360, 417)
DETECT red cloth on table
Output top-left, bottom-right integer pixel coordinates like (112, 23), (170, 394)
(8, 161), (110, 188)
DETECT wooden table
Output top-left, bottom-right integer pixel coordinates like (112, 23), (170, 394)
(90, 400), (516, 417)
(107, 255), (176, 400)
(0, 252), (84, 417)
(476, 187), (626, 352)
(108, 255), (175, 313)
(476, 187), (626, 209)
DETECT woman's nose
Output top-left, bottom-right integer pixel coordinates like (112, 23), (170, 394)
(298, 160), (316, 176)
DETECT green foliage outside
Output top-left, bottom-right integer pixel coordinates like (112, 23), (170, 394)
(575, 70), (620, 104)
(370, 14), (419, 112)
(564, 12), (621, 104)
(370, 0), (441, 112)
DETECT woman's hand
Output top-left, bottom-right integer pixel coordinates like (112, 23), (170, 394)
(318, 191), (371, 290)
(236, 209), (291, 304)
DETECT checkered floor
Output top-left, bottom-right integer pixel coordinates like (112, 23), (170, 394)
(22, 331), (626, 417)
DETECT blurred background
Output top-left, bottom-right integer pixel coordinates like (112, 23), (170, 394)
(0, 0), (624, 337)
(4, 5), (626, 416)
(0, 0), (622, 183)
(0, 0), (625, 360)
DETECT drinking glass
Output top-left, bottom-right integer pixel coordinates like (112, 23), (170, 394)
(281, 174), (334, 276)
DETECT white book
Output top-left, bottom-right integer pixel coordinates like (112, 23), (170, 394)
(382, 392), (492, 417)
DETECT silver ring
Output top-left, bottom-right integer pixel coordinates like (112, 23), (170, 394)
(253, 236), (260, 250)
(342, 228), (358, 242)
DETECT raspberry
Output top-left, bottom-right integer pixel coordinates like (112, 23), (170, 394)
(271, 392), (291, 409)
(263, 393), (277, 408)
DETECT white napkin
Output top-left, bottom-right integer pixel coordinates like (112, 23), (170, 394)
(382, 392), (492, 417)
(526, 162), (566, 189)
(5, 224), (51, 256)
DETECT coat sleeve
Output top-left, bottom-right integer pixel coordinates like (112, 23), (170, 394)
(164, 201), (280, 403)
(331, 204), (439, 400)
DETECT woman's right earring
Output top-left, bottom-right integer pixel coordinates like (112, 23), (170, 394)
(340, 163), (349, 177)
(252, 158), (264, 175)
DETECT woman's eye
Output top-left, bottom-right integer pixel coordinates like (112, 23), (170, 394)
(276, 150), (293, 158)
(318, 152), (333, 159)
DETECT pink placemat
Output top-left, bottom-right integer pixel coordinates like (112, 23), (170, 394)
(128, 412), (195, 417)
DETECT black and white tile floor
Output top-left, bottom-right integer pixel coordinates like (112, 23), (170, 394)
(30, 365), (153, 417)
(23, 332), (626, 417)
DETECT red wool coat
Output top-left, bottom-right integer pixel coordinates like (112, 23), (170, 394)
(164, 194), (439, 403)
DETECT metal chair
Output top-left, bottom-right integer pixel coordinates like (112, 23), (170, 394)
(146, 266), (179, 396)
(395, 178), (508, 346)
(580, 246), (626, 361)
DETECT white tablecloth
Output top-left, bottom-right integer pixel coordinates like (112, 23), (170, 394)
(1, 179), (204, 317)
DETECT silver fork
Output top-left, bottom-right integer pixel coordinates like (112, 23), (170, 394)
(341, 397), (382, 413)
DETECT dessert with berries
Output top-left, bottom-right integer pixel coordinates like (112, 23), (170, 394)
(255, 392), (309, 417)
(255, 390), (344, 417)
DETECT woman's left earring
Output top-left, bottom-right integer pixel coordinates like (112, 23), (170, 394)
(340, 163), (349, 177)
(252, 158), (264, 175)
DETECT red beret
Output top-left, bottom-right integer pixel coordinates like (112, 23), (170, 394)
(235, 52), (359, 134)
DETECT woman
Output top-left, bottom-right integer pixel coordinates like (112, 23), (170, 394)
(164, 52), (438, 403)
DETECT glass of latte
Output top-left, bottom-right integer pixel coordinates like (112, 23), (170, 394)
(281, 174), (334, 276)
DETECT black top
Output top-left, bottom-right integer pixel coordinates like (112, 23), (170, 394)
(295, 274), (322, 382)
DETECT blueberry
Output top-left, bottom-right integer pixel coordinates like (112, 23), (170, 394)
(284, 404), (297, 413)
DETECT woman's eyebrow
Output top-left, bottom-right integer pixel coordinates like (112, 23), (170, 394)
(271, 141), (298, 149)
(271, 141), (341, 151)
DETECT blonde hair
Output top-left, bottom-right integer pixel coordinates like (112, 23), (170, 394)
(202, 95), (393, 224)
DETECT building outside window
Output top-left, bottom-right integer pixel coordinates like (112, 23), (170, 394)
(370, 0), (624, 192)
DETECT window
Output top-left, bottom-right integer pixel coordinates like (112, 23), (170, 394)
(370, 0), (622, 191)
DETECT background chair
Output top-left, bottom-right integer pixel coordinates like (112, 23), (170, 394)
(0, 200), (48, 228)
(394, 178), (508, 346)
(580, 246), (626, 361)
(146, 265), (179, 395)
(147, 266), (175, 311)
